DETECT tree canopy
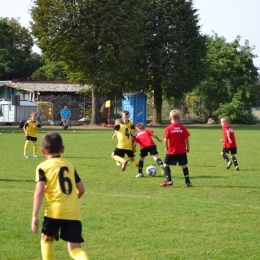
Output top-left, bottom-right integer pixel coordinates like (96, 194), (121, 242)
(0, 17), (41, 80)
(31, 0), (207, 124)
(188, 33), (259, 123)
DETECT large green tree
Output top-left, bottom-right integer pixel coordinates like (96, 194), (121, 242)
(136, 0), (207, 124)
(0, 18), (41, 80)
(31, 0), (146, 124)
(188, 33), (259, 123)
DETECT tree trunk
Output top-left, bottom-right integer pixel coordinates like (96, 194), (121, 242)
(99, 88), (118, 123)
(152, 84), (163, 124)
(90, 86), (101, 125)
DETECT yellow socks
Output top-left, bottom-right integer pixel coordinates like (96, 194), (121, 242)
(33, 142), (37, 155)
(113, 155), (126, 164)
(24, 140), (29, 155)
(131, 160), (138, 169)
(41, 240), (54, 260)
(70, 248), (89, 260)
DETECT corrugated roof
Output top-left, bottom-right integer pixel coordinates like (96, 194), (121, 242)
(4, 82), (90, 93)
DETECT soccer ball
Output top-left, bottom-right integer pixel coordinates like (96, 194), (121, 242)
(146, 165), (157, 176)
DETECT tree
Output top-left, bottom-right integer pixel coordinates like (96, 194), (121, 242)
(31, 0), (146, 124)
(188, 33), (259, 123)
(31, 58), (68, 80)
(135, 0), (207, 124)
(0, 18), (40, 80)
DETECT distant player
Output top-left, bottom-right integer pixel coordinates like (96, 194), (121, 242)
(23, 112), (42, 158)
(133, 123), (165, 178)
(31, 132), (89, 260)
(220, 116), (239, 170)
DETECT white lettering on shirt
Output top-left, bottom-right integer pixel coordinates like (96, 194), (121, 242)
(171, 127), (183, 133)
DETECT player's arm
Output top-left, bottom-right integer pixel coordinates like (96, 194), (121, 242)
(226, 130), (232, 143)
(164, 138), (168, 152)
(185, 137), (190, 152)
(23, 122), (28, 135)
(151, 133), (162, 143)
(31, 181), (45, 233)
(75, 171), (85, 198)
(76, 181), (85, 199)
(35, 123), (42, 131)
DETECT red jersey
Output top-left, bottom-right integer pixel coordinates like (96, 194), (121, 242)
(164, 123), (190, 154)
(134, 129), (156, 149)
(222, 125), (237, 148)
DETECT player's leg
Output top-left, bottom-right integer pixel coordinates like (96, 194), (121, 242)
(136, 157), (144, 178)
(68, 243), (89, 260)
(33, 141), (38, 157)
(153, 155), (165, 176)
(231, 154), (239, 171)
(221, 149), (232, 169)
(180, 165), (192, 187)
(24, 138), (30, 158)
(41, 234), (55, 260)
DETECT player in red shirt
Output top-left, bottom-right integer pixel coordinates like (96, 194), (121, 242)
(133, 123), (165, 178)
(220, 116), (239, 170)
(161, 110), (192, 187)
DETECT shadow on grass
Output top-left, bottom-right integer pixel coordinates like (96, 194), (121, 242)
(0, 179), (34, 183)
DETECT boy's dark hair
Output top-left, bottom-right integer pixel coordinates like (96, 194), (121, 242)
(122, 110), (129, 115)
(42, 132), (63, 154)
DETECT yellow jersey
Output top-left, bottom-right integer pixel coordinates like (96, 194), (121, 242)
(115, 124), (133, 150)
(35, 157), (81, 220)
(25, 120), (40, 137)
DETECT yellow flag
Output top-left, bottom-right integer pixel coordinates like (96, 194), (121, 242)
(105, 100), (111, 108)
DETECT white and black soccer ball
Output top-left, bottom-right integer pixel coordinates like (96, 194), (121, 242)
(146, 165), (157, 176)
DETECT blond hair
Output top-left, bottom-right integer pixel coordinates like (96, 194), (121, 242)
(169, 110), (181, 121)
(221, 116), (230, 124)
(136, 123), (145, 130)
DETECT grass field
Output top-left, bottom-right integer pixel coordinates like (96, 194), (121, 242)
(0, 124), (259, 260)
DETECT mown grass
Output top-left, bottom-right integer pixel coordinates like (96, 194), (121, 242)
(0, 124), (259, 260)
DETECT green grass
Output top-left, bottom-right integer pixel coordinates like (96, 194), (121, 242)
(0, 124), (260, 260)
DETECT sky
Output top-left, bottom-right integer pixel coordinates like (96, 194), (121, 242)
(0, 0), (259, 70)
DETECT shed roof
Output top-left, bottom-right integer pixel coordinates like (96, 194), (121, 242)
(3, 81), (90, 93)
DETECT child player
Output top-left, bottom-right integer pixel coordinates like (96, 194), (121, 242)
(31, 132), (89, 260)
(23, 112), (42, 158)
(112, 110), (135, 166)
(161, 110), (192, 187)
(103, 118), (138, 173)
(220, 116), (239, 170)
(133, 123), (165, 178)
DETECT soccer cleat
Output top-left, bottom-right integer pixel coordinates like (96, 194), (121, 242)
(235, 166), (239, 171)
(136, 173), (144, 178)
(24, 154), (30, 159)
(186, 182), (192, 187)
(122, 161), (127, 171)
(160, 181), (173, 187)
(226, 161), (233, 169)
(33, 154), (38, 158)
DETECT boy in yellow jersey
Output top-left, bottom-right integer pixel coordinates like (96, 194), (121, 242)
(112, 111), (135, 166)
(103, 118), (139, 173)
(31, 132), (89, 260)
(23, 112), (42, 158)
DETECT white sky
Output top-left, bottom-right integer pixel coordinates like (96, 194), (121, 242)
(0, 0), (259, 70)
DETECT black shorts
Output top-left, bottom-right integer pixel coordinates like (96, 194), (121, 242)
(222, 148), (237, 154)
(41, 216), (84, 243)
(140, 145), (158, 157)
(26, 136), (37, 142)
(164, 153), (188, 166)
(114, 148), (135, 158)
